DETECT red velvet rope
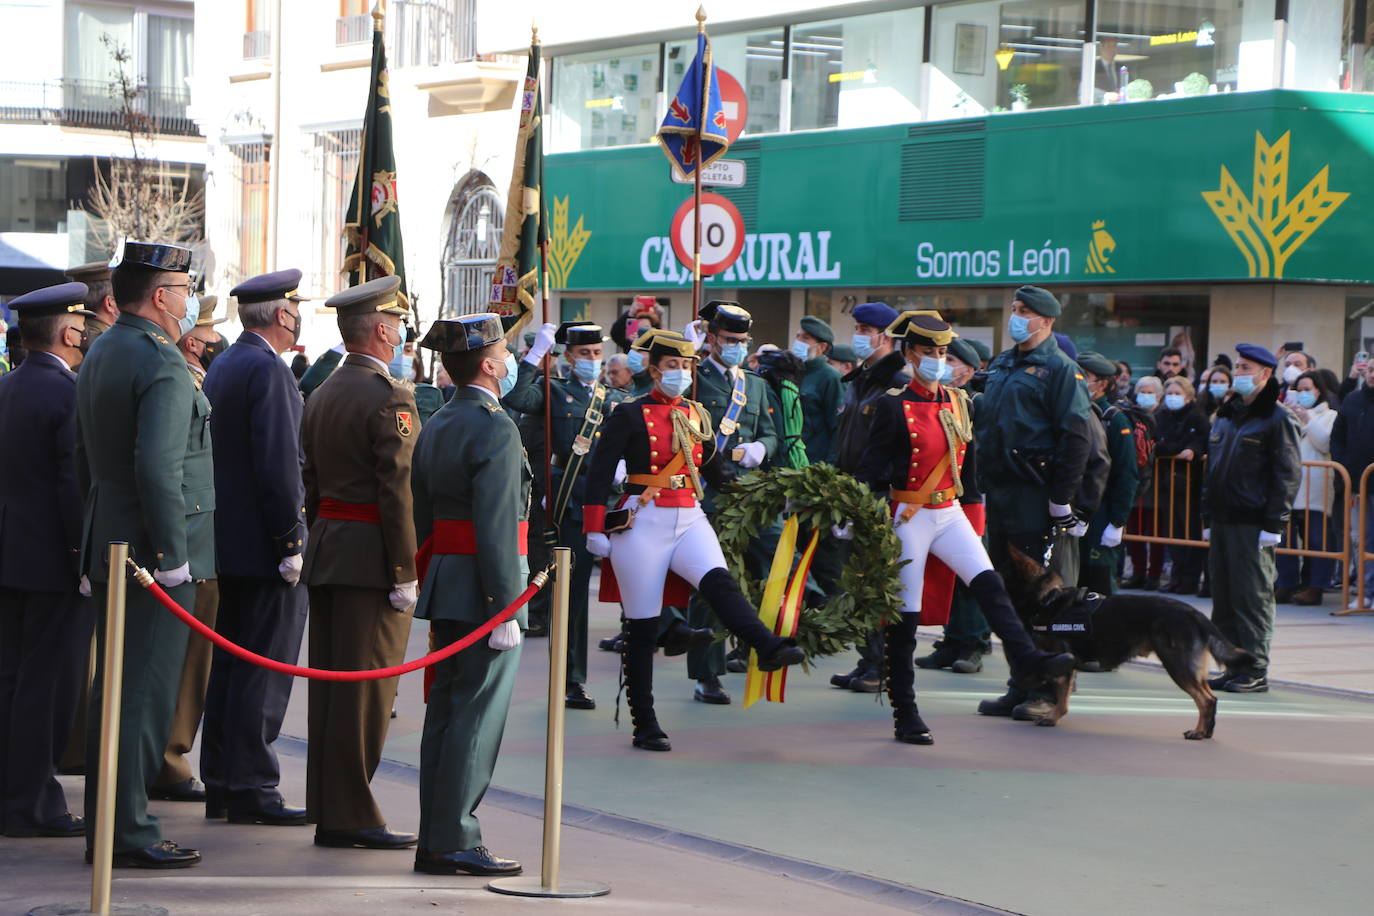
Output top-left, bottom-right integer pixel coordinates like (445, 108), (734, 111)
(133, 565), (545, 682)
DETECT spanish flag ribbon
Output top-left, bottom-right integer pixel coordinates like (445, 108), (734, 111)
(743, 517), (820, 708)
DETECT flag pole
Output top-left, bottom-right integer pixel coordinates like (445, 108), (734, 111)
(691, 6), (706, 327)
(533, 21), (555, 541)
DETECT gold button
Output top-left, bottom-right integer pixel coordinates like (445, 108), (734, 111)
(651, 465), (659, 473)
(650, 436), (657, 442)
(909, 433), (917, 440)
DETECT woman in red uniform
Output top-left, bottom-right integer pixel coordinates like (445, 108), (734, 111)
(582, 329), (804, 751)
(855, 312), (1074, 745)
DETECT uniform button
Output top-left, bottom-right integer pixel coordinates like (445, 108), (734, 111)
(651, 466), (659, 473)
(909, 433), (917, 439)
(195, 504), (201, 510)
(156, 552), (165, 559)
(650, 436), (657, 442)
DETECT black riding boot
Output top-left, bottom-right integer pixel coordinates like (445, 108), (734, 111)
(622, 618), (670, 752)
(696, 568), (804, 671)
(885, 613), (932, 745)
(967, 570), (1075, 687)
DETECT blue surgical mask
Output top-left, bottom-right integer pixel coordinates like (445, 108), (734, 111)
(176, 293), (199, 339)
(386, 326), (406, 378)
(627, 350), (646, 373)
(719, 342), (748, 367)
(1136, 391), (1158, 409)
(1164, 393), (1185, 411)
(940, 362), (956, 384)
(658, 368), (692, 398)
(573, 358), (601, 383)
(1207, 382), (1230, 399)
(497, 353), (518, 398)
(851, 332), (875, 360)
(790, 339), (812, 361)
(1232, 374), (1256, 396)
(1296, 390), (1318, 409)
(389, 352), (413, 381)
(917, 356), (946, 383)
(1007, 313), (1033, 343)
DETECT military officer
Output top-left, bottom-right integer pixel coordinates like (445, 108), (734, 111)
(66, 260), (119, 348)
(582, 330), (805, 752)
(199, 270), (311, 826)
(791, 316), (843, 464)
(626, 340), (655, 395)
(301, 275), (418, 850)
(681, 302), (777, 704)
(852, 311), (1075, 744)
(0, 282), (97, 838)
(146, 293), (226, 806)
(77, 240), (212, 868)
(1076, 351), (1140, 597)
(972, 285), (1095, 720)
(299, 344), (345, 397)
(411, 314), (527, 877)
(504, 319), (630, 710)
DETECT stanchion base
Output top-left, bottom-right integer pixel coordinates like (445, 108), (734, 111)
(487, 876), (611, 898)
(30, 905), (168, 916)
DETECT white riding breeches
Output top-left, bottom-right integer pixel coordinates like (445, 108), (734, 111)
(893, 504), (995, 616)
(606, 501), (727, 620)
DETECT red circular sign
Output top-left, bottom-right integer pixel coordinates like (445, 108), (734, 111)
(670, 193), (745, 276)
(716, 69), (749, 144)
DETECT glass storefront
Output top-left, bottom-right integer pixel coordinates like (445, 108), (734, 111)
(550, 44), (661, 151)
(789, 8), (925, 130)
(666, 27), (785, 136)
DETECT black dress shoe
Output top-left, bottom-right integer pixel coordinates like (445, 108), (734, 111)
(894, 710), (934, 745)
(149, 777), (206, 802)
(658, 620), (714, 657)
(693, 676), (731, 705)
(315, 825), (418, 849)
(632, 730), (672, 752)
(86, 839), (201, 869)
(564, 683), (596, 710)
(228, 799), (308, 826)
(725, 656), (748, 673)
(4, 812), (85, 837)
(756, 639), (804, 672)
(849, 672), (881, 693)
(977, 688), (1026, 717)
(415, 846), (522, 876)
(830, 666), (862, 688)
(598, 633), (624, 652)
(526, 623), (549, 638)
(1012, 652), (1076, 689)
(915, 644), (959, 670)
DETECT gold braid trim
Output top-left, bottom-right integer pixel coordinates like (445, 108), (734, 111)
(671, 404), (712, 501)
(937, 386), (974, 499)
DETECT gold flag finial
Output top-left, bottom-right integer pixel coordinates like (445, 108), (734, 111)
(531, 19), (539, 45)
(371, 1), (385, 25)
(697, 6), (707, 31)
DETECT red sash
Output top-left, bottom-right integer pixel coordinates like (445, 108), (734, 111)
(416, 519), (529, 585)
(317, 499), (381, 524)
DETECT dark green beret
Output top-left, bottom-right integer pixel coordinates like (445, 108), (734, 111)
(1076, 350), (1119, 379)
(799, 316), (834, 344)
(967, 338), (992, 364)
(1014, 285), (1061, 318)
(947, 337), (980, 369)
(828, 344), (858, 363)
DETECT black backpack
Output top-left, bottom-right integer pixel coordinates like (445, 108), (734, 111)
(1098, 401), (1157, 501)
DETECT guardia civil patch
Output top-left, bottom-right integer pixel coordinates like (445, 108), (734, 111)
(396, 411), (413, 437)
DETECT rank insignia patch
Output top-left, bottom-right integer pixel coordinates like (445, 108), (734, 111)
(396, 411), (413, 437)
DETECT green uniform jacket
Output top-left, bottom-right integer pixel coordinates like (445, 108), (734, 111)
(299, 347), (343, 398)
(1094, 395), (1142, 529)
(301, 354), (419, 589)
(76, 313), (215, 581)
(630, 368), (654, 397)
(695, 357), (778, 511)
(800, 355), (842, 464)
(413, 382), (445, 424)
(412, 387), (531, 625)
(502, 360), (627, 524)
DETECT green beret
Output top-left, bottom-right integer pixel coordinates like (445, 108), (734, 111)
(946, 338), (980, 368)
(1076, 350), (1119, 379)
(967, 338), (992, 364)
(1014, 285), (1061, 318)
(828, 344), (858, 363)
(799, 316), (834, 344)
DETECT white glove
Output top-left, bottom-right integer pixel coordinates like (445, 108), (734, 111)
(488, 619), (522, 651)
(737, 441), (766, 469)
(1201, 528), (1211, 542)
(586, 532), (611, 558)
(278, 553), (303, 587)
(1100, 524), (1124, 548)
(613, 459), (628, 486)
(830, 522), (853, 541)
(153, 563), (192, 588)
(1258, 530), (1282, 549)
(1048, 502), (1074, 533)
(389, 579), (418, 611)
(682, 318), (705, 349)
(79, 575), (92, 598)
(1069, 519), (1089, 538)
(524, 322), (557, 365)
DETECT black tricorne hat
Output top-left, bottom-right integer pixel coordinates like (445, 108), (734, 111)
(420, 313), (505, 353)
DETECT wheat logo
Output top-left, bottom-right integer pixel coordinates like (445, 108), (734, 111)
(547, 196), (591, 289)
(1085, 220), (1116, 274)
(1201, 131), (1348, 279)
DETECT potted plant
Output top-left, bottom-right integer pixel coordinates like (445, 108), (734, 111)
(1124, 78), (1154, 101)
(1010, 84), (1030, 111)
(1180, 72), (1209, 96)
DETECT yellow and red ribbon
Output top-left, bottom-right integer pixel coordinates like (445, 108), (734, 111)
(743, 516), (820, 707)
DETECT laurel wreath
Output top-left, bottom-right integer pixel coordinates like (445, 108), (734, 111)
(714, 464), (907, 660)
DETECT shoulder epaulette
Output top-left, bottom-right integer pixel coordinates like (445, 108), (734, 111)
(886, 386), (904, 396)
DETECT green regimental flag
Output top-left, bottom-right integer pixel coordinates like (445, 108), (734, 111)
(489, 34), (545, 337)
(343, 9), (408, 305)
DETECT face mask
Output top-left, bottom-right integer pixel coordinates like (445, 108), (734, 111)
(201, 339), (222, 369)
(1136, 391), (1158, 409)
(658, 367), (692, 398)
(1282, 365), (1302, 385)
(284, 310), (302, 346)
(496, 353), (518, 398)
(1296, 390), (1318, 409)
(940, 362), (957, 384)
(386, 326), (406, 379)
(917, 356), (946, 383)
(790, 339), (812, 361)
(175, 292), (199, 339)
(1232, 374), (1256, 396)
(719, 342), (748, 367)
(627, 350), (646, 373)
(1007, 313), (1033, 343)
(851, 333), (875, 360)
(1164, 393), (1185, 411)
(1207, 382), (1230, 399)
(573, 358), (601, 383)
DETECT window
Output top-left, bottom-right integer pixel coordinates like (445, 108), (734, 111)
(665, 27), (785, 136)
(229, 142), (271, 288)
(390, 0), (476, 68)
(309, 128), (363, 297)
(440, 180), (504, 317)
(550, 45), (660, 151)
(64, 4), (194, 128)
(338, 0), (371, 46)
(245, 0), (270, 59)
(789, 8), (924, 131)
(0, 158), (70, 234)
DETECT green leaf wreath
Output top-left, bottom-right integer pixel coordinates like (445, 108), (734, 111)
(715, 464), (906, 660)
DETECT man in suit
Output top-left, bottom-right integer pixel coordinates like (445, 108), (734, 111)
(411, 313), (527, 877)
(78, 240), (213, 869)
(301, 275), (418, 850)
(199, 270), (311, 826)
(0, 282), (97, 838)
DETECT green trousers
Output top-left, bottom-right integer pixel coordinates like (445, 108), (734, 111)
(84, 580), (192, 853)
(1207, 522), (1275, 675)
(417, 619), (521, 853)
(557, 517), (593, 686)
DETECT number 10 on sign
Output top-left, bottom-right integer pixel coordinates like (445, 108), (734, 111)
(670, 192), (745, 276)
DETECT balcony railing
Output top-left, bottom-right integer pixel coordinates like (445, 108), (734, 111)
(243, 29), (270, 60)
(389, 0), (474, 69)
(336, 14), (371, 46)
(0, 79), (199, 137)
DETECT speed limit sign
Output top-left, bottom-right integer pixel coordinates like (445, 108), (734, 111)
(670, 193), (745, 276)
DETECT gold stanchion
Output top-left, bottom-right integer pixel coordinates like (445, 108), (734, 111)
(30, 543), (167, 916)
(488, 547), (609, 899)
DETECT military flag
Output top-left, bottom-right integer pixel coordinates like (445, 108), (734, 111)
(343, 6), (408, 305)
(488, 32), (546, 337)
(656, 30), (729, 180)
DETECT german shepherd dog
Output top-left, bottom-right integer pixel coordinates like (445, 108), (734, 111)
(1004, 547), (1257, 740)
